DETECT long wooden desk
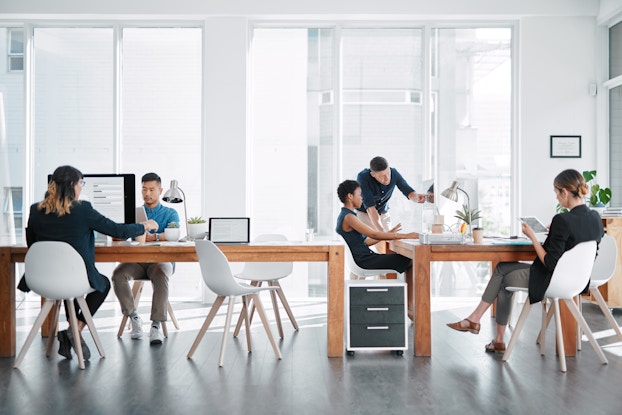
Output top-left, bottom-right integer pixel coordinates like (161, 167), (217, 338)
(0, 242), (345, 358)
(388, 239), (580, 357)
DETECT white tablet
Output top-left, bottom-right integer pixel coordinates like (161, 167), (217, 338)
(519, 216), (548, 233)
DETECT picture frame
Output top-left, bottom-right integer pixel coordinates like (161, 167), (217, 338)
(550, 135), (581, 158)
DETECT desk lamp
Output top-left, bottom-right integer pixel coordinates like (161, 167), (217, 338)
(441, 180), (472, 235)
(162, 180), (188, 240)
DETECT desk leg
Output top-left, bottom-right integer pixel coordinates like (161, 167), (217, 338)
(327, 246), (344, 357)
(384, 241), (397, 279)
(0, 248), (17, 357)
(414, 245), (431, 356)
(559, 298), (577, 357)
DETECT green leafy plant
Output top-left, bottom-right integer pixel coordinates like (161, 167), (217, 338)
(187, 216), (206, 224)
(166, 222), (179, 228)
(583, 170), (612, 207)
(454, 204), (482, 225)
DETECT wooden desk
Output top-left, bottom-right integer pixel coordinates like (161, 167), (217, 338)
(598, 217), (622, 306)
(0, 242), (344, 358)
(387, 239), (583, 357)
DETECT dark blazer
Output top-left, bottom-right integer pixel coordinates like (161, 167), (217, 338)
(19, 200), (145, 293)
(528, 204), (603, 304)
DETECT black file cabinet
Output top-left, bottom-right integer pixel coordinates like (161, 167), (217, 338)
(345, 279), (408, 355)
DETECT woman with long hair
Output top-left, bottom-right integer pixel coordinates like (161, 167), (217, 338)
(19, 165), (158, 360)
(446, 169), (604, 353)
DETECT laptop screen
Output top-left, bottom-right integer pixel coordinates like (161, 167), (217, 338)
(208, 217), (250, 243)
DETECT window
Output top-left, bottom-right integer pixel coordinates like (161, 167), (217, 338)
(609, 21), (622, 206)
(7, 28), (24, 72)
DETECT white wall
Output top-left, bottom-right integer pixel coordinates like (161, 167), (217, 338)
(519, 16), (598, 223)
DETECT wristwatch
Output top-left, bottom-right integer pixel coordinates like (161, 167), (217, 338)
(155, 233), (160, 242)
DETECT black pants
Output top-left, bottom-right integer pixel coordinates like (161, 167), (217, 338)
(63, 278), (111, 324)
(356, 253), (412, 273)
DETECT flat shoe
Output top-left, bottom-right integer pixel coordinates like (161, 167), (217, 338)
(57, 330), (72, 360)
(66, 329), (91, 361)
(485, 341), (506, 354)
(446, 319), (480, 334)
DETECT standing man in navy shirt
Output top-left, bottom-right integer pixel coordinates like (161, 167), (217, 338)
(112, 172), (179, 345)
(356, 156), (425, 249)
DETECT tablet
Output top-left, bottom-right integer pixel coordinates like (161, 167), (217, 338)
(519, 216), (548, 233)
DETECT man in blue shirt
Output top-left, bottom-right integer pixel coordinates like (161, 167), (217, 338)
(356, 156), (425, 238)
(112, 173), (180, 345)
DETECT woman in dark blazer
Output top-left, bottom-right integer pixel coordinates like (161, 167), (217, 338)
(19, 165), (158, 360)
(446, 169), (603, 353)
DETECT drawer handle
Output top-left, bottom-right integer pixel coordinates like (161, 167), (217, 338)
(367, 326), (389, 330)
(366, 307), (389, 311)
(366, 288), (389, 292)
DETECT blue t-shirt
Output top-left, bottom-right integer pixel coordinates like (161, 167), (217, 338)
(355, 167), (415, 214)
(144, 203), (180, 234)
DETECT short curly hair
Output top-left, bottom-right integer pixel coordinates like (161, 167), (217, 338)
(337, 180), (360, 203)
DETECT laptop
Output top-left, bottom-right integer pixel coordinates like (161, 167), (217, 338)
(208, 217), (250, 244)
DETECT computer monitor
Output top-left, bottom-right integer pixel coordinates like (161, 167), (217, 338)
(47, 173), (136, 224)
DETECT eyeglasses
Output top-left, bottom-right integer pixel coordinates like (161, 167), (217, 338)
(79, 180), (86, 187)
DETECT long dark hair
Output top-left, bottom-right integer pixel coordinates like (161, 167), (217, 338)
(38, 165), (84, 216)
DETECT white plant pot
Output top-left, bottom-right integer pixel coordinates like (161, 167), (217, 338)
(164, 227), (181, 242)
(187, 223), (208, 240)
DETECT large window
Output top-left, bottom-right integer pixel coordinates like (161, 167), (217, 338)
(609, 21), (622, 207)
(2, 25), (203, 300)
(251, 25), (513, 296)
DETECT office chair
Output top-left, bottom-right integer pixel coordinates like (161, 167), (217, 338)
(187, 240), (282, 366)
(14, 241), (105, 370)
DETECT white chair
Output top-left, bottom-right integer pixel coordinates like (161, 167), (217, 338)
(14, 241), (105, 370)
(341, 236), (397, 280)
(187, 240), (282, 366)
(502, 241), (608, 372)
(116, 279), (180, 338)
(233, 234), (298, 339)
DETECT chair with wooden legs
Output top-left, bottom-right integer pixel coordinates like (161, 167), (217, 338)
(116, 278), (180, 338)
(502, 241), (608, 372)
(14, 241), (105, 370)
(233, 234), (298, 339)
(537, 235), (622, 349)
(187, 240), (282, 367)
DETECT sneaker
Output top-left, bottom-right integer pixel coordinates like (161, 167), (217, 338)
(57, 330), (72, 360)
(130, 315), (143, 339)
(149, 326), (163, 345)
(66, 329), (90, 360)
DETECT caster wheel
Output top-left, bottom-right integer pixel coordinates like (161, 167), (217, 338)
(347, 351), (355, 356)
(396, 350), (404, 356)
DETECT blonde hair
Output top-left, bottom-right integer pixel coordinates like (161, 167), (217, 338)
(38, 165), (83, 217)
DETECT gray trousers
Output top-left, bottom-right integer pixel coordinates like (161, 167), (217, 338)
(481, 262), (530, 326)
(112, 262), (172, 322)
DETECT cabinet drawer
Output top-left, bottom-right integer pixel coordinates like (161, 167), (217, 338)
(349, 324), (406, 348)
(349, 286), (404, 305)
(349, 305), (405, 324)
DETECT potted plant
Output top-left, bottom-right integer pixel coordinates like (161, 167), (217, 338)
(187, 216), (208, 240)
(583, 170), (612, 215)
(454, 204), (482, 238)
(164, 221), (180, 242)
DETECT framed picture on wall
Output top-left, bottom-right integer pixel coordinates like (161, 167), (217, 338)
(550, 135), (581, 158)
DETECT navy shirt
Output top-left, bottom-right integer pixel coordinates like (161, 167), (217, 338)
(25, 201), (146, 292)
(355, 167), (415, 214)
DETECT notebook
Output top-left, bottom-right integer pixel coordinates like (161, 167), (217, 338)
(208, 217), (250, 244)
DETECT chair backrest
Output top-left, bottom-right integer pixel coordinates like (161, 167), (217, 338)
(339, 236), (395, 277)
(238, 234), (293, 279)
(590, 234), (617, 286)
(545, 240), (597, 299)
(24, 241), (91, 300)
(194, 239), (252, 296)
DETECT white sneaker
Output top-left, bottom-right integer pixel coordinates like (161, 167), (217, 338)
(130, 315), (143, 339)
(149, 326), (163, 345)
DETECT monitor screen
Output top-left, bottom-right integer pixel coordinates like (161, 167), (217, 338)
(47, 173), (136, 224)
